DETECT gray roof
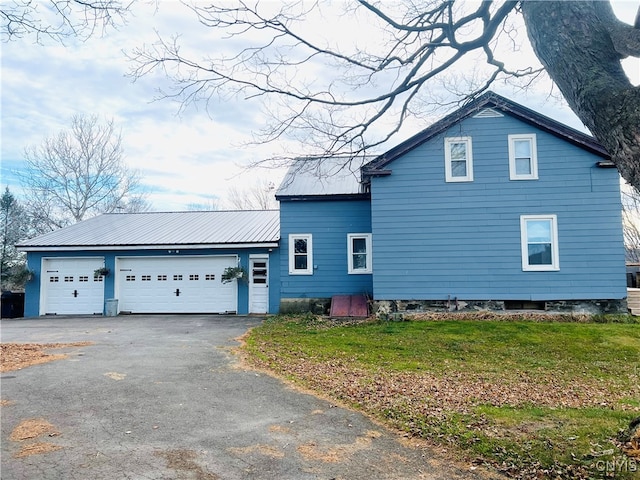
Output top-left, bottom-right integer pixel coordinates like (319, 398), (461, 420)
(18, 210), (280, 251)
(275, 157), (370, 198)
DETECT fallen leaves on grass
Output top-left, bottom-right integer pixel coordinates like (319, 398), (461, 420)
(0, 342), (93, 372)
(243, 323), (640, 479)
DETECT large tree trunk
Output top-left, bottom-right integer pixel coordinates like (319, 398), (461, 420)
(522, 1), (640, 190)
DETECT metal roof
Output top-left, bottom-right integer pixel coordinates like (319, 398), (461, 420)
(275, 156), (371, 199)
(17, 210), (280, 251)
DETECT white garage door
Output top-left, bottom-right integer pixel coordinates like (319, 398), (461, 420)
(116, 256), (238, 314)
(41, 258), (106, 315)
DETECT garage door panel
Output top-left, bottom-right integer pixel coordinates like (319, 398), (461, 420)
(117, 256), (237, 314)
(41, 258), (105, 315)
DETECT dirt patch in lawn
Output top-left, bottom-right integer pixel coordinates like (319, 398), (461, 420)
(1, 342), (93, 372)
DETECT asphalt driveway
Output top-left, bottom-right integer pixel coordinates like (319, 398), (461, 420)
(1, 315), (493, 479)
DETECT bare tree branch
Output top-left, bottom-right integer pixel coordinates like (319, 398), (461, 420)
(127, 1), (639, 192)
(1, 0), (132, 44)
(127, 1), (526, 163)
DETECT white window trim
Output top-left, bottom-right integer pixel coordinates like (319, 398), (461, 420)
(520, 215), (559, 271)
(509, 134), (538, 180)
(444, 136), (473, 182)
(288, 234), (313, 275)
(347, 233), (372, 274)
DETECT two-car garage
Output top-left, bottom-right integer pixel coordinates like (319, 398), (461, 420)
(23, 211), (281, 317)
(40, 255), (240, 315)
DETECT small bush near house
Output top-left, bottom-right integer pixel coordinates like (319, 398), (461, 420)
(242, 315), (640, 479)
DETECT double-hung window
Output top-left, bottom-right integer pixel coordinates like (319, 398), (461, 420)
(520, 215), (559, 271)
(509, 134), (538, 180)
(289, 234), (313, 275)
(347, 234), (372, 274)
(445, 136), (473, 182)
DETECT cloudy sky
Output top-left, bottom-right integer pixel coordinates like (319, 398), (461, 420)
(2, 1), (638, 212)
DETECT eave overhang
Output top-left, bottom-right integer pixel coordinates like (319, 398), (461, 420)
(18, 242), (280, 253)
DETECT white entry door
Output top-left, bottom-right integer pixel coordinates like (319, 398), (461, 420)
(40, 258), (106, 315)
(249, 256), (269, 314)
(116, 256), (237, 314)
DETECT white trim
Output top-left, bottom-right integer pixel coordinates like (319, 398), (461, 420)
(347, 233), (372, 274)
(18, 243), (278, 252)
(444, 136), (473, 182)
(249, 255), (269, 314)
(520, 215), (559, 271)
(509, 134), (538, 180)
(288, 234), (313, 275)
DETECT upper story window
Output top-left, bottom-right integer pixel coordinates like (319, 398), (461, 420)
(509, 134), (538, 180)
(347, 234), (372, 274)
(289, 234), (313, 275)
(520, 215), (559, 271)
(445, 136), (473, 182)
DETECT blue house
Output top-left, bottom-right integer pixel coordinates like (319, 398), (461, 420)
(276, 92), (627, 314)
(17, 92), (627, 316)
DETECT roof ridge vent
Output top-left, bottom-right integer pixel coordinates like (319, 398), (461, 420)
(473, 108), (504, 118)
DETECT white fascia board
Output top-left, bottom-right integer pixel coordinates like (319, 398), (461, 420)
(18, 242), (279, 252)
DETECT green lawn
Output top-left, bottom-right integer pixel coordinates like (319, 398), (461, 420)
(243, 315), (640, 479)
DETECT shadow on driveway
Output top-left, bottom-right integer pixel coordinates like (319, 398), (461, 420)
(1, 315), (496, 479)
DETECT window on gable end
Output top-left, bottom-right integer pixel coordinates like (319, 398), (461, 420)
(289, 234), (313, 275)
(347, 233), (372, 274)
(445, 137), (473, 182)
(520, 215), (559, 271)
(509, 134), (538, 180)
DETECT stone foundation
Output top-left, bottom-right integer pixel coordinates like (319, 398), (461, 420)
(280, 297), (628, 316)
(372, 298), (628, 316)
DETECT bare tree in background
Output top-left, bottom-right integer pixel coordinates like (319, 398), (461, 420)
(128, 1), (640, 190)
(187, 198), (222, 211)
(1, 0), (131, 43)
(227, 179), (277, 210)
(622, 184), (640, 263)
(20, 114), (149, 233)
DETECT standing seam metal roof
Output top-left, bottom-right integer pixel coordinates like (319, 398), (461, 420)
(17, 210), (280, 248)
(275, 156), (371, 198)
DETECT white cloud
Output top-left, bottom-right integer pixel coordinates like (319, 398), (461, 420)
(2, 0), (637, 212)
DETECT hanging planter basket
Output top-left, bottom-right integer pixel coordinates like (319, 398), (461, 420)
(94, 267), (110, 277)
(221, 266), (247, 284)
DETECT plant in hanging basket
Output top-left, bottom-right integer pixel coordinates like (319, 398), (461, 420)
(221, 266), (247, 284)
(94, 267), (110, 277)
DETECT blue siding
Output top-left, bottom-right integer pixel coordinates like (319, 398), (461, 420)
(370, 113), (626, 301)
(279, 199), (373, 298)
(24, 247), (280, 317)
